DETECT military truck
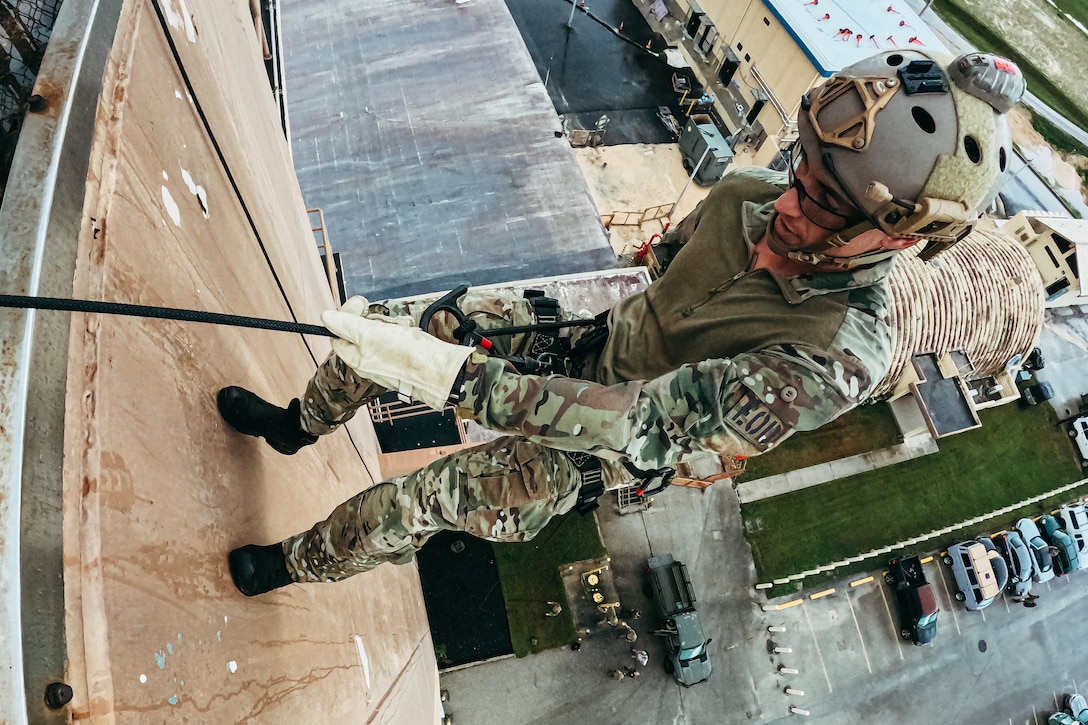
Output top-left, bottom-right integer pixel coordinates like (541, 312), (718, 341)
(645, 554), (712, 686)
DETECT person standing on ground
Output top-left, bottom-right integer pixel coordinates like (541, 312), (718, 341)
(220, 50), (1025, 596)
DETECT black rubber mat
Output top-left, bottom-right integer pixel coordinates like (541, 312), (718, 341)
(416, 531), (514, 668)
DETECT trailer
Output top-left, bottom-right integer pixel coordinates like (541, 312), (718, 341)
(678, 113), (733, 185)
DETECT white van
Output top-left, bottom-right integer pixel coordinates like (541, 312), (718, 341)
(1068, 416), (1088, 464)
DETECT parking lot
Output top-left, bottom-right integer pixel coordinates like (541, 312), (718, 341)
(764, 551), (1088, 723)
(441, 483), (1088, 724)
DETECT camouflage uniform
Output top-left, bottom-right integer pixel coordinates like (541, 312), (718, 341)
(284, 167), (897, 581)
(299, 290), (543, 435)
(285, 292), (625, 579)
(285, 436), (630, 581)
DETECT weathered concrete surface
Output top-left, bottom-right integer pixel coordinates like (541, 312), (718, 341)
(0, 0), (439, 721)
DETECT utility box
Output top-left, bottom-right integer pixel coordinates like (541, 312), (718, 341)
(678, 114), (732, 186)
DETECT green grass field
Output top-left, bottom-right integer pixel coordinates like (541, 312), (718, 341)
(741, 402), (902, 480)
(492, 512), (607, 657)
(742, 401), (1086, 593)
(933, 0), (1088, 133)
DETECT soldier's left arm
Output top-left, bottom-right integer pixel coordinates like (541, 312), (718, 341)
(456, 334), (884, 470)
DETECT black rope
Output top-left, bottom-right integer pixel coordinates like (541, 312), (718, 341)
(146, 0), (307, 341)
(0, 294), (335, 337)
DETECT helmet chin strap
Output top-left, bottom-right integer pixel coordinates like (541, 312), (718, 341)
(771, 217), (902, 270)
(784, 246), (902, 270)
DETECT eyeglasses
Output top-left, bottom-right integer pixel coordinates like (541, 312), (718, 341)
(787, 145), (864, 232)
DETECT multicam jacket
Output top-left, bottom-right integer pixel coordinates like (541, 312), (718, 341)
(456, 167), (898, 470)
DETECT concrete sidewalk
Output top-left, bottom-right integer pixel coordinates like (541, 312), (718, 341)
(439, 483), (774, 724)
(734, 432), (940, 503)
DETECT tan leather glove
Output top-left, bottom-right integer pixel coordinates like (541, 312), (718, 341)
(321, 296), (474, 410)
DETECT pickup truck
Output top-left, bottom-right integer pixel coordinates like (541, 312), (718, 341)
(885, 556), (939, 645)
(645, 554), (712, 686)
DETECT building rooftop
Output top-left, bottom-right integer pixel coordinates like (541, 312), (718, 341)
(764, 0), (946, 76)
(281, 0), (618, 300)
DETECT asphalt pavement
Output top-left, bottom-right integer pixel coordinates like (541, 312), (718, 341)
(505, 0), (684, 145)
(440, 480), (1088, 724)
(441, 483), (771, 725)
(506, 0), (673, 114)
(1036, 305), (1088, 424)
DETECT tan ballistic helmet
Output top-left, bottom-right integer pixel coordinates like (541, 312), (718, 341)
(796, 50), (1025, 263)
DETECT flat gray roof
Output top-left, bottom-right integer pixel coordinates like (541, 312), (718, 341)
(281, 0), (618, 300)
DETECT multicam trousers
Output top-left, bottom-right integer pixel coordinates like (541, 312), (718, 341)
(284, 290), (626, 581)
(283, 436), (591, 580)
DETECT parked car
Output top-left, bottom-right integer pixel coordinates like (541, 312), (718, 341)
(1069, 416), (1088, 465)
(1070, 693), (1088, 724)
(1051, 694), (1088, 725)
(992, 531), (1033, 597)
(1016, 517), (1056, 583)
(884, 556), (939, 645)
(1040, 514), (1080, 575)
(1022, 381), (1055, 406)
(943, 537), (1008, 610)
(1059, 502), (1088, 560)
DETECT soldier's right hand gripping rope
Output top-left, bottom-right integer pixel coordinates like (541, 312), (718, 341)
(321, 297), (473, 411)
(416, 284), (600, 376)
(321, 295), (675, 512)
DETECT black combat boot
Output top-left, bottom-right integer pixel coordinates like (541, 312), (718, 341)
(229, 543), (294, 596)
(217, 386), (318, 455)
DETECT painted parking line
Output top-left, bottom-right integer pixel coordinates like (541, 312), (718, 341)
(800, 600), (834, 695)
(930, 557), (962, 636)
(873, 577), (904, 662)
(843, 586), (873, 674)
